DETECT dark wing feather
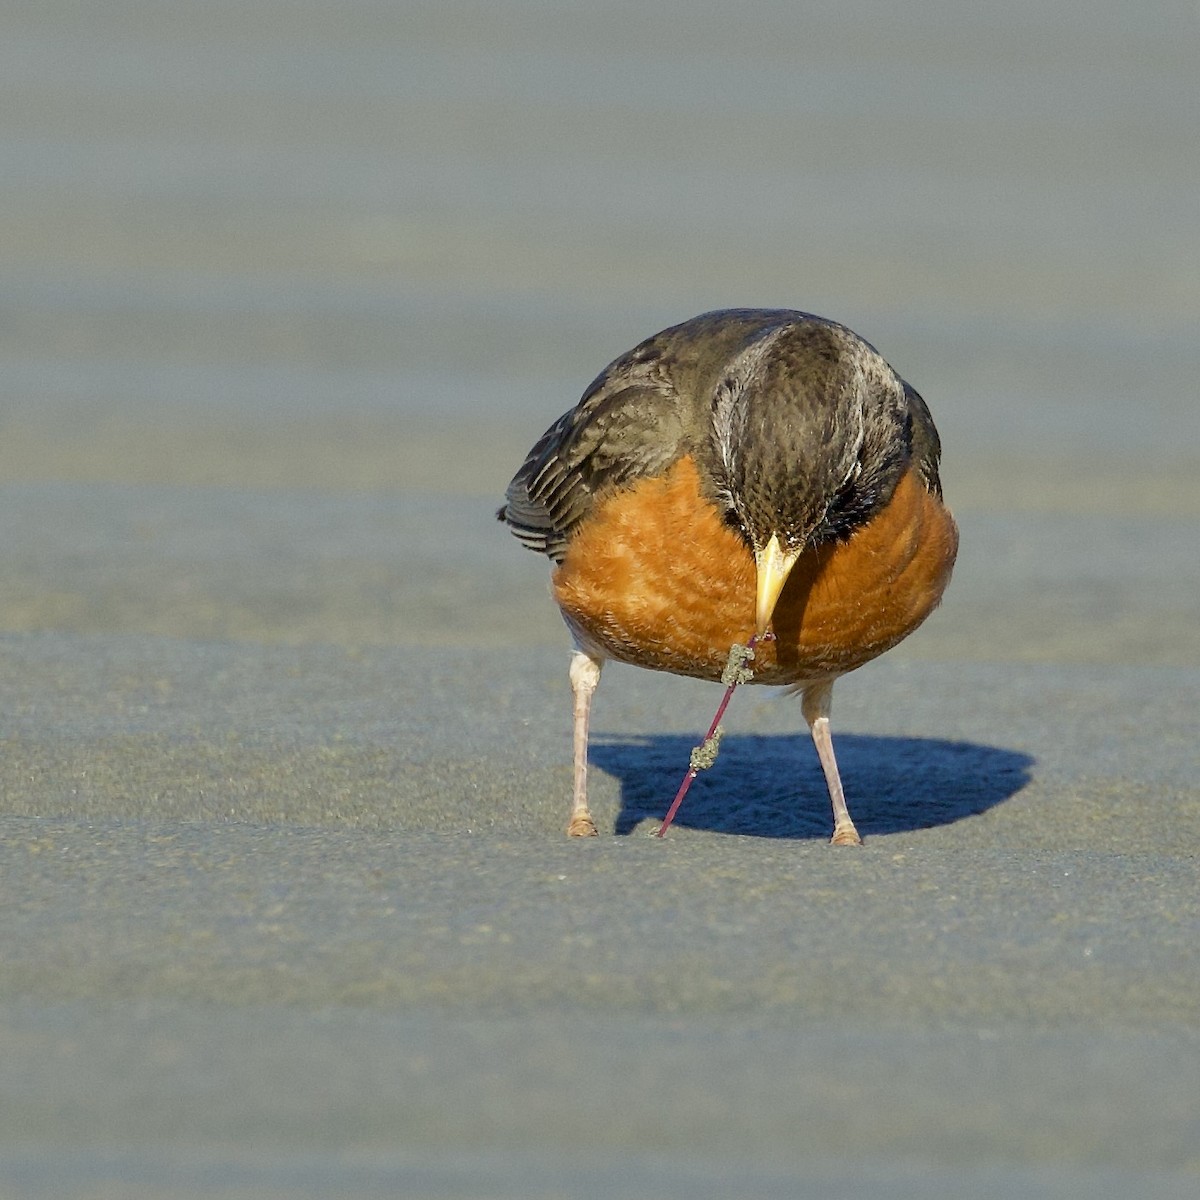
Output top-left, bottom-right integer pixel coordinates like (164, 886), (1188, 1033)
(903, 382), (944, 497)
(499, 362), (686, 563)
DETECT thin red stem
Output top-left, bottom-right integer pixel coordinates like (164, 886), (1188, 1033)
(656, 632), (767, 838)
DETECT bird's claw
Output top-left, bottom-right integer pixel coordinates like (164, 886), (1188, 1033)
(566, 814), (599, 837)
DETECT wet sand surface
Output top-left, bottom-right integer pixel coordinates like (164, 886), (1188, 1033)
(2, 2), (1198, 1197)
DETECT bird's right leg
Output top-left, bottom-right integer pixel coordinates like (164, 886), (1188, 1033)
(567, 649), (604, 836)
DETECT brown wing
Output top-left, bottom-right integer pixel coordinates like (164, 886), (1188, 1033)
(499, 356), (687, 564)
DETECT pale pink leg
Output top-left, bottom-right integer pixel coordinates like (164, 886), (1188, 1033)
(566, 650), (603, 836)
(801, 680), (862, 846)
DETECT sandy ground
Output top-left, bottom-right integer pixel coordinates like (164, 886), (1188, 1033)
(2, 2), (1198, 1197)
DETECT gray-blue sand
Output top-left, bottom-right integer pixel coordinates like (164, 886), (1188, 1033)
(1, 2), (1197, 1197)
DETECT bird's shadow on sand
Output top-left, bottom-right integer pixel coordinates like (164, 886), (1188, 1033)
(590, 733), (1034, 839)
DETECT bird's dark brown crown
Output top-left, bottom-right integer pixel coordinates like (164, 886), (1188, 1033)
(697, 317), (914, 555)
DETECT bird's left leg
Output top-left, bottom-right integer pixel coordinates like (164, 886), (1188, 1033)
(566, 649), (604, 836)
(801, 679), (862, 846)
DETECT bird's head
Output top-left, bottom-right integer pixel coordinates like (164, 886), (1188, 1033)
(706, 321), (896, 637)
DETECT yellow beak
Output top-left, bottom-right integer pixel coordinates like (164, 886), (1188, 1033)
(754, 533), (801, 637)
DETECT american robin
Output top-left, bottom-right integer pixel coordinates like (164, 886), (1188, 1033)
(499, 309), (958, 843)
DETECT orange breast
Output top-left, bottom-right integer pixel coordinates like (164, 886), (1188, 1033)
(552, 455), (958, 685)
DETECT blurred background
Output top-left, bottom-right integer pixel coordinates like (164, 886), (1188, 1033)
(2, 0), (1198, 653)
(3, 6), (1199, 1195)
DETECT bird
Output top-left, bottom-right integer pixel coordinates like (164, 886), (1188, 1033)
(499, 309), (958, 843)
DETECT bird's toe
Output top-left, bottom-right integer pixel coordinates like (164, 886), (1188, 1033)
(566, 814), (599, 837)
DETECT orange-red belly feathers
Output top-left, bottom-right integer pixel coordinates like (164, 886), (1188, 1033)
(552, 455), (958, 685)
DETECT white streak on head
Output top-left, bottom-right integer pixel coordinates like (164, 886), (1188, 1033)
(840, 354), (868, 493)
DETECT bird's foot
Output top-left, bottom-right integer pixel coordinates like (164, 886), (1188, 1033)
(566, 813), (599, 837)
(830, 823), (863, 847)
